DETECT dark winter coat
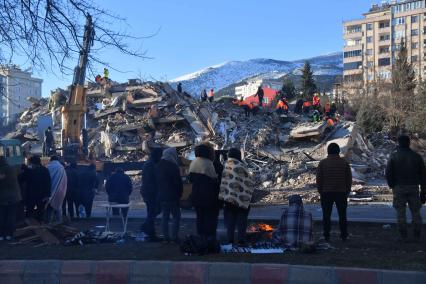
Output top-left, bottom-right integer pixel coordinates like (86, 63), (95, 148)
(22, 165), (51, 205)
(386, 147), (426, 190)
(77, 167), (97, 200)
(316, 154), (352, 194)
(65, 166), (78, 196)
(189, 173), (220, 208)
(155, 159), (183, 203)
(0, 161), (22, 205)
(106, 171), (133, 204)
(141, 148), (163, 201)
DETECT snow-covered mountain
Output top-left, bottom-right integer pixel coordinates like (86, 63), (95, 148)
(170, 52), (343, 96)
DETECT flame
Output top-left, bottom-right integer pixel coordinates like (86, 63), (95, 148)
(247, 223), (274, 232)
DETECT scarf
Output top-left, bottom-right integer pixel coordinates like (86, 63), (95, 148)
(189, 157), (217, 179)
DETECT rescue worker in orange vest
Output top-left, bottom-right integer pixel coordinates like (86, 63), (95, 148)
(303, 101), (312, 114)
(208, 89), (214, 103)
(235, 98), (256, 117)
(254, 86), (264, 108)
(276, 98), (289, 115)
(313, 94), (320, 110)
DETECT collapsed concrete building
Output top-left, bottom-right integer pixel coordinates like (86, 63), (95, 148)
(6, 80), (399, 204)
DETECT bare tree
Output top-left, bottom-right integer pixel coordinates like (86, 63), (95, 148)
(0, 0), (149, 76)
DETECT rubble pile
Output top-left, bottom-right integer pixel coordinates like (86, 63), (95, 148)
(7, 80), (403, 204)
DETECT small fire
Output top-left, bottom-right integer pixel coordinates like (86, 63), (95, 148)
(247, 223), (274, 233)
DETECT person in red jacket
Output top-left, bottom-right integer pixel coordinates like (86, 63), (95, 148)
(313, 94), (320, 110)
(208, 89), (214, 103)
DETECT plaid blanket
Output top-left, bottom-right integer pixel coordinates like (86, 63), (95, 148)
(276, 204), (313, 247)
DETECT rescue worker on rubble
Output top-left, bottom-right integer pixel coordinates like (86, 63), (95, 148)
(200, 89), (208, 102)
(177, 83), (182, 93)
(208, 89), (215, 103)
(294, 99), (304, 114)
(234, 98), (256, 117)
(254, 86), (264, 108)
(313, 94), (320, 110)
(324, 102), (331, 117)
(43, 127), (55, 156)
(302, 100), (312, 114)
(103, 68), (109, 80)
(276, 98), (289, 115)
(386, 135), (426, 242)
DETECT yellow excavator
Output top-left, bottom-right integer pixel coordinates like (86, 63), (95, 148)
(61, 14), (94, 162)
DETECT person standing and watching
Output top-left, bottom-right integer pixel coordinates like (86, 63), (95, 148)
(0, 156), (22, 241)
(63, 162), (78, 219)
(141, 148), (163, 241)
(254, 86), (264, 108)
(23, 156), (51, 222)
(386, 135), (426, 242)
(316, 143), (352, 242)
(219, 148), (254, 246)
(177, 82), (183, 93)
(189, 144), (220, 242)
(46, 156), (67, 223)
(155, 148), (183, 243)
(77, 164), (98, 218)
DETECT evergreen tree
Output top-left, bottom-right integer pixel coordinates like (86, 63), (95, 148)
(301, 61), (317, 99)
(406, 79), (426, 136)
(388, 39), (416, 134)
(281, 78), (297, 100)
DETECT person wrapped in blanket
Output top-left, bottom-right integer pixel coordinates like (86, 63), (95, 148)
(273, 195), (313, 248)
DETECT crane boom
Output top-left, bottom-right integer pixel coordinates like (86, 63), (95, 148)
(61, 14), (95, 160)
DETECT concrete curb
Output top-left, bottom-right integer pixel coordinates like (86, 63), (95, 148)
(1, 260), (425, 284)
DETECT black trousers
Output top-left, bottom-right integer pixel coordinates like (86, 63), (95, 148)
(26, 201), (46, 222)
(79, 191), (95, 218)
(142, 197), (158, 238)
(0, 203), (18, 237)
(224, 203), (250, 244)
(195, 206), (219, 240)
(320, 192), (348, 239)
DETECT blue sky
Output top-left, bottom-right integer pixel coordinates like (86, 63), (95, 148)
(33, 0), (376, 96)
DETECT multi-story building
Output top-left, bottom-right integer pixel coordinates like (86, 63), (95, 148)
(0, 65), (42, 125)
(343, 0), (426, 88)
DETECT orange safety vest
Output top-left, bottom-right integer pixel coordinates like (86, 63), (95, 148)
(276, 101), (288, 110)
(208, 90), (214, 98)
(303, 101), (312, 108)
(327, 118), (335, 127)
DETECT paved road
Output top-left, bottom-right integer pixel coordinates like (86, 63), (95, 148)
(90, 203), (426, 224)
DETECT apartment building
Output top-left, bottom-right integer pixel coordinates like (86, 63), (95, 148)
(343, 0), (426, 87)
(0, 65), (43, 125)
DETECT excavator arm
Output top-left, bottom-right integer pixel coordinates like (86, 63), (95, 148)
(61, 14), (95, 159)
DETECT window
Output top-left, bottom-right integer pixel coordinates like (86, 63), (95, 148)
(344, 61), (362, 71)
(379, 70), (391, 79)
(412, 29), (419, 36)
(345, 38), (362, 46)
(346, 25), (362, 34)
(412, 15), (419, 23)
(366, 23), (373, 30)
(380, 34), (390, 41)
(367, 36), (373, 43)
(367, 61), (374, 68)
(379, 21), (390, 29)
(366, 49), (373, 56)
(379, 46), (390, 54)
(392, 17), (406, 26)
(412, 42), (419, 49)
(412, 55), (418, 62)
(344, 50), (362, 58)
(393, 30), (406, 39)
(378, 58), (391, 66)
